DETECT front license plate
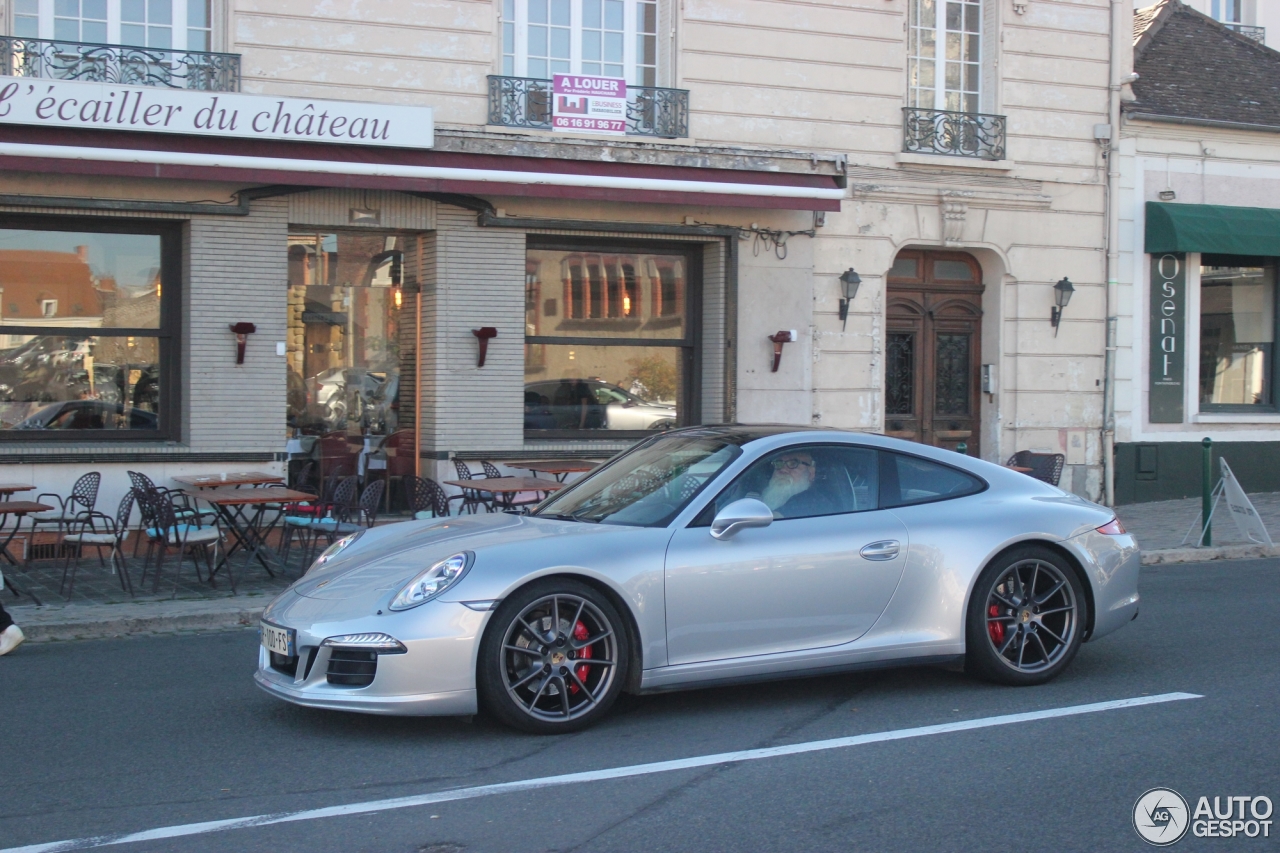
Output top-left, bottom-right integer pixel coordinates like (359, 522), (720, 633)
(261, 622), (295, 657)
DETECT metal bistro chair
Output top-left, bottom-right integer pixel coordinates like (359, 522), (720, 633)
(452, 459), (495, 514)
(127, 470), (214, 559)
(306, 479), (384, 565)
(59, 489), (136, 599)
(405, 475), (451, 520)
(283, 474), (359, 569)
(140, 491), (224, 597)
(279, 469), (351, 570)
(33, 472), (102, 540)
(1006, 451), (1066, 486)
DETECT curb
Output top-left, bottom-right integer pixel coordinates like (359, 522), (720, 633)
(12, 599), (268, 643)
(1140, 544), (1280, 565)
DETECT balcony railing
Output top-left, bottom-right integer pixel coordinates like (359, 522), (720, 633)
(902, 107), (1007, 161)
(1223, 22), (1266, 43)
(0, 36), (240, 91)
(488, 75), (689, 139)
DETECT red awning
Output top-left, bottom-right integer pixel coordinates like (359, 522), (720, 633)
(0, 125), (844, 211)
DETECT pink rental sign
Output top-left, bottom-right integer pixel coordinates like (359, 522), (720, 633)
(552, 74), (627, 135)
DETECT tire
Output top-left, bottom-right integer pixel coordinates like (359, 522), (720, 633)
(477, 578), (629, 734)
(965, 546), (1088, 686)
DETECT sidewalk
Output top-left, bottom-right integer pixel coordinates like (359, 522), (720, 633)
(1117, 490), (1280, 564)
(6, 493), (1279, 644)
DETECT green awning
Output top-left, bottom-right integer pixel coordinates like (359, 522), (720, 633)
(1146, 201), (1280, 256)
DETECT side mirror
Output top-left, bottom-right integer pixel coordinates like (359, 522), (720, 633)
(710, 498), (774, 540)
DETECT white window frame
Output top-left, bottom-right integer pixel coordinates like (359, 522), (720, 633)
(20, 0), (215, 52)
(501, 0), (659, 87)
(908, 0), (986, 114)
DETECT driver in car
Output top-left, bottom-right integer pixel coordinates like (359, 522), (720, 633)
(758, 450), (836, 518)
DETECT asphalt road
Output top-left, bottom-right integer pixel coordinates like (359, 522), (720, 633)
(3, 558), (1277, 853)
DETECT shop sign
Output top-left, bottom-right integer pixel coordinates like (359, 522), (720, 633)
(1149, 252), (1185, 423)
(0, 76), (433, 148)
(552, 74), (626, 135)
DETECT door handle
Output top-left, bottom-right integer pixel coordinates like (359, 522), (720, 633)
(859, 540), (900, 561)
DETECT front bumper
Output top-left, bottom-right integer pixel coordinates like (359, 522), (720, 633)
(254, 591), (487, 716)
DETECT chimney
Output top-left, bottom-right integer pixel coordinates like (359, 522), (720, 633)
(75, 245), (89, 264)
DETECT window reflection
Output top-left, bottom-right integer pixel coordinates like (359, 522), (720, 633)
(286, 232), (413, 438)
(1200, 261), (1275, 407)
(524, 344), (679, 431)
(0, 335), (159, 430)
(525, 248), (685, 338)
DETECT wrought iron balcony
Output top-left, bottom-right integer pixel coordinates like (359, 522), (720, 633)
(488, 75), (689, 139)
(0, 36), (240, 91)
(1223, 22), (1266, 43)
(902, 107), (1007, 161)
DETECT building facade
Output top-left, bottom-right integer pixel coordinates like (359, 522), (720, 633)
(1114, 0), (1280, 502)
(0, 0), (1126, 510)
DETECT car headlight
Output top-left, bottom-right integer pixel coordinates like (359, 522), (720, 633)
(389, 552), (473, 611)
(305, 530), (364, 576)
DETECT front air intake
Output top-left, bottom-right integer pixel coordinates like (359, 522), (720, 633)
(326, 649), (377, 687)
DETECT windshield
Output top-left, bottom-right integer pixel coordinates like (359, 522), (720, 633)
(535, 432), (745, 526)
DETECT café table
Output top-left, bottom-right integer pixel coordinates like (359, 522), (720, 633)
(185, 486), (316, 584)
(174, 472), (284, 489)
(443, 476), (563, 511)
(0, 500), (52, 605)
(0, 484), (36, 502)
(506, 461), (599, 483)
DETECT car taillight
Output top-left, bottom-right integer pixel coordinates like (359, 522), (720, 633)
(1097, 518), (1126, 535)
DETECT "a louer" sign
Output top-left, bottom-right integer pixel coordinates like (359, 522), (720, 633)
(0, 76), (433, 148)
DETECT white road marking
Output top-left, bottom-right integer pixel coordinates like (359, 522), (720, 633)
(4, 692), (1201, 853)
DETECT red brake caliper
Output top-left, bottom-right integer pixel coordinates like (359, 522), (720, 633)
(988, 604), (1005, 645)
(568, 620), (592, 694)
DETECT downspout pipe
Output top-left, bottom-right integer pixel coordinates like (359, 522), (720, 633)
(1102, 0), (1125, 507)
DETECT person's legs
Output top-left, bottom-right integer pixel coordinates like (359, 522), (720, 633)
(0, 601), (13, 632)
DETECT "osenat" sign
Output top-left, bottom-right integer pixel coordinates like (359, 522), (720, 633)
(0, 76), (433, 148)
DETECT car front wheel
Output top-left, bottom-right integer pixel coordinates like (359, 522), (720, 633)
(478, 579), (628, 733)
(965, 546), (1087, 686)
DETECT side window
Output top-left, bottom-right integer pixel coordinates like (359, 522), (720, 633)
(878, 451), (984, 508)
(698, 445), (880, 523)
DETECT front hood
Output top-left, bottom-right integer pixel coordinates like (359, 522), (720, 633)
(288, 513), (636, 601)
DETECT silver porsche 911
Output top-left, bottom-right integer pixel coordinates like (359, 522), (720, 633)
(255, 426), (1140, 733)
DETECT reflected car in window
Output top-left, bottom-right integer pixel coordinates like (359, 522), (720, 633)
(524, 379), (676, 431)
(13, 400), (159, 430)
(256, 426), (1142, 734)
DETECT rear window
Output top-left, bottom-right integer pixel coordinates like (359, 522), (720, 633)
(879, 451), (985, 508)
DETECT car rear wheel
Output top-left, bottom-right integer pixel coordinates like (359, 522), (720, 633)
(478, 579), (628, 733)
(965, 546), (1087, 686)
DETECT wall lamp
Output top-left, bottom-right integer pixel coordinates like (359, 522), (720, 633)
(472, 327), (497, 367)
(229, 322), (256, 364)
(768, 329), (797, 372)
(1050, 277), (1074, 336)
(838, 268), (861, 331)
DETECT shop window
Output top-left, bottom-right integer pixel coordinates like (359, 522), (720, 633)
(1199, 257), (1277, 410)
(524, 240), (697, 436)
(501, 0), (660, 86)
(0, 219), (175, 439)
(21, 0), (213, 51)
(286, 232), (416, 446)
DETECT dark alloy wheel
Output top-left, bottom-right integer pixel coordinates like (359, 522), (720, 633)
(478, 579), (629, 733)
(965, 546), (1087, 686)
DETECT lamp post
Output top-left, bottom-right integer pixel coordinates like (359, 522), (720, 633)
(838, 268), (862, 331)
(1050, 276), (1074, 336)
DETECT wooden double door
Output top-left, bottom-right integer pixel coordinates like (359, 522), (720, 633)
(884, 250), (984, 455)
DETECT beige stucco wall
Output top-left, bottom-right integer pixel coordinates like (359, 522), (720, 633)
(0, 0), (1121, 498)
